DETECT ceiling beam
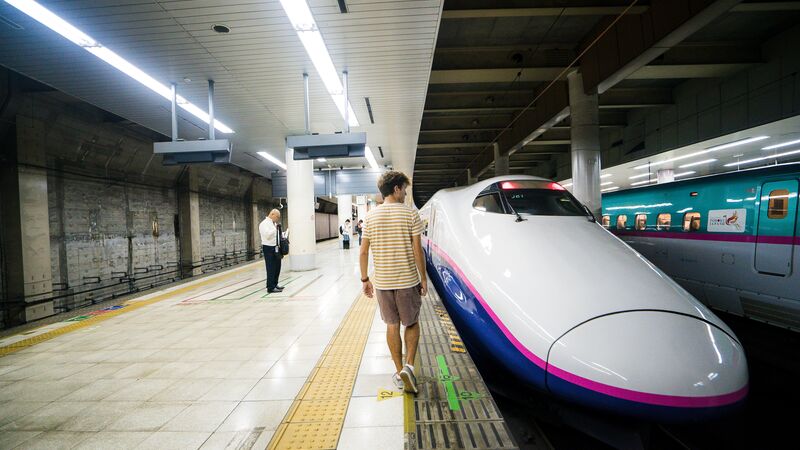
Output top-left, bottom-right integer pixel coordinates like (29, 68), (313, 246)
(441, 6), (649, 19)
(731, 2), (800, 12)
(419, 128), (504, 133)
(417, 142), (490, 149)
(423, 106), (523, 114)
(628, 63), (753, 80)
(429, 68), (565, 84)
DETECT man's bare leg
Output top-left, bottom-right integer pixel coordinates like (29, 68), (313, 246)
(387, 323), (403, 373)
(404, 322), (420, 367)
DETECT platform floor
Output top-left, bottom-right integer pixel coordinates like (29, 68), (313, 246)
(0, 239), (516, 450)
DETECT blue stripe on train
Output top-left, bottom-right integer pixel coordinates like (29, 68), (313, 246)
(425, 249), (745, 423)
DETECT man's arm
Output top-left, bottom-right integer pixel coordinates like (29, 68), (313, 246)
(411, 235), (427, 296)
(359, 238), (373, 298)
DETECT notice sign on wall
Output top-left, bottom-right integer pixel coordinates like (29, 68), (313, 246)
(708, 209), (747, 232)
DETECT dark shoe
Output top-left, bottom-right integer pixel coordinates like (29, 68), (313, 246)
(267, 289), (277, 293)
(276, 285), (285, 290)
(274, 287), (284, 292)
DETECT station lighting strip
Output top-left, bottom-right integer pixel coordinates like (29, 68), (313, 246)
(724, 147), (800, 167)
(279, 0), (358, 127)
(258, 152), (287, 170)
(5, 0), (234, 134)
(633, 136), (769, 170)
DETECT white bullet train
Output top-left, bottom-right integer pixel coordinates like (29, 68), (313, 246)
(419, 176), (749, 422)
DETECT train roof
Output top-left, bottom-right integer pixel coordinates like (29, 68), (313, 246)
(421, 174), (551, 205)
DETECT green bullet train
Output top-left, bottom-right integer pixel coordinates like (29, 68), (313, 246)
(602, 163), (800, 331)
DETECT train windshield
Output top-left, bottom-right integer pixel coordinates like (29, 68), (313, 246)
(498, 181), (585, 216)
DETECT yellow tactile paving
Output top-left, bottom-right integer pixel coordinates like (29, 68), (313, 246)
(268, 293), (376, 450)
(0, 262), (259, 357)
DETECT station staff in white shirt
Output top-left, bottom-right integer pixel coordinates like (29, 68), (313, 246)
(259, 209), (284, 293)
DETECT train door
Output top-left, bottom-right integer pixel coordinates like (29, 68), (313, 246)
(755, 180), (799, 275)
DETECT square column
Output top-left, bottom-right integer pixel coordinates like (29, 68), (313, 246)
(286, 147), (316, 271)
(493, 143), (509, 176)
(567, 70), (602, 217)
(178, 167), (201, 278)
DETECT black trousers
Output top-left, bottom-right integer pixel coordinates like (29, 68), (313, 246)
(262, 245), (281, 290)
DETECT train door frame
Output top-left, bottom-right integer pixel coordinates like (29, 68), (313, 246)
(754, 179), (799, 276)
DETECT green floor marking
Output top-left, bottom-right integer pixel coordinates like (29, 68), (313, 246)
(436, 354), (461, 411)
(260, 275), (300, 298)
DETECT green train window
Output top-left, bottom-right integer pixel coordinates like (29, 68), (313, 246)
(657, 213), (671, 230)
(616, 215), (627, 230)
(683, 212), (701, 232)
(768, 189), (790, 219)
(602, 215), (610, 228)
(635, 214), (647, 230)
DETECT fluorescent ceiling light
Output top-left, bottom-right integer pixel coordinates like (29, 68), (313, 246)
(6, 0), (233, 134)
(600, 181), (614, 186)
(279, 0), (358, 127)
(316, 157), (326, 162)
(724, 148), (800, 167)
(600, 174), (612, 178)
(364, 146), (380, 170)
(674, 171), (696, 178)
(601, 186), (619, 192)
(257, 152), (287, 170)
(633, 136), (769, 170)
(678, 159), (716, 168)
(631, 179), (657, 186)
(762, 138), (800, 150)
(629, 172), (652, 180)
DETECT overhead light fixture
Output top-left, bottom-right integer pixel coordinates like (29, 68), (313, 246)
(724, 148), (800, 167)
(600, 181), (614, 186)
(631, 179), (657, 186)
(674, 171), (696, 178)
(561, 182), (573, 187)
(762, 138), (800, 150)
(279, 0), (358, 127)
(257, 151), (287, 170)
(629, 172), (653, 180)
(5, 0), (234, 134)
(600, 174), (612, 178)
(634, 136), (769, 170)
(601, 186), (620, 192)
(364, 146), (379, 170)
(316, 157), (327, 162)
(678, 159), (716, 169)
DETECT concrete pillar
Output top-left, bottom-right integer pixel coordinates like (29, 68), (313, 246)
(244, 181), (260, 261)
(657, 169), (675, 183)
(467, 169), (478, 185)
(286, 147), (316, 271)
(337, 194), (352, 233)
(178, 167), (201, 278)
(0, 118), (54, 325)
(493, 143), (509, 176)
(355, 195), (367, 222)
(567, 70), (602, 217)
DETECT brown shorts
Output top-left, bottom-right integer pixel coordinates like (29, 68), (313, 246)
(375, 286), (422, 326)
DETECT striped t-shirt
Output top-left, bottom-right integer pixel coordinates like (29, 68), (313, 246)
(363, 202), (424, 290)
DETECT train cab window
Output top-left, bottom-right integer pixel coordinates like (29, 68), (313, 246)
(656, 213), (671, 230)
(473, 193), (504, 213)
(635, 214), (647, 230)
(498, 180), (585, 216)
(616, 215), (627, 229)
(683, 212), (701, 232)
(767, 189), (790, 219)
(602, 215), (610, 228)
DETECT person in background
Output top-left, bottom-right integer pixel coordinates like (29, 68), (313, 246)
(259, 209), (284, 293)
(357, 219), (364, 245)
(359, 171), (427, 394)
(342, 219), (352, 249)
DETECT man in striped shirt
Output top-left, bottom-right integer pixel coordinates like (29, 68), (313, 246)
(360, 171), (427, 394)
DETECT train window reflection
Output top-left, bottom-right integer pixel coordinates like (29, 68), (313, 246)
(657, 213), (671, 230)
(767, 189), (790, 219)
(635, 214), (647, 230)
(473, 193), (504, 213)
(602, 215), (610, 228)
(616, 215), (627, 229)
(683, 212), (701, 232)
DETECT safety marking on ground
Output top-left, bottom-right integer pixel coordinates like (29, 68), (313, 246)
(377, 389), (404, 401)
(436, 354), (482, 411)
(267, 293), (375, 450)
(433, 304), (466, 353)
(0, 262), (261, 357)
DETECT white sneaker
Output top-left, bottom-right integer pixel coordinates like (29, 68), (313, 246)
(393, 373), (404, 390)
(400, 364), (418, 394)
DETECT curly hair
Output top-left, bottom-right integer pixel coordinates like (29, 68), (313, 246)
(377, 170), (410, 197)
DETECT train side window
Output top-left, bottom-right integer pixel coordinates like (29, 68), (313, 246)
(656, 213), (671, 230)
(473, 193), (504, 213)
(616, 215), (627, 229)
(683, 212), (701, 232)
(602, 215), (610, 228)
(767, 189), (790, 219)
(635, 214), (647, 230)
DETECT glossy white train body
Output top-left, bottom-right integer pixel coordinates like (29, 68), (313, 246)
(419, 175), (749, 421)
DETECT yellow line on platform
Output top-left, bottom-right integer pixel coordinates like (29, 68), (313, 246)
(268, 294), (376, 450)
(0, 262), (260, 357)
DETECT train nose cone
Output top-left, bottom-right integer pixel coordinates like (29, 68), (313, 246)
(546, 311), (748, 422)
